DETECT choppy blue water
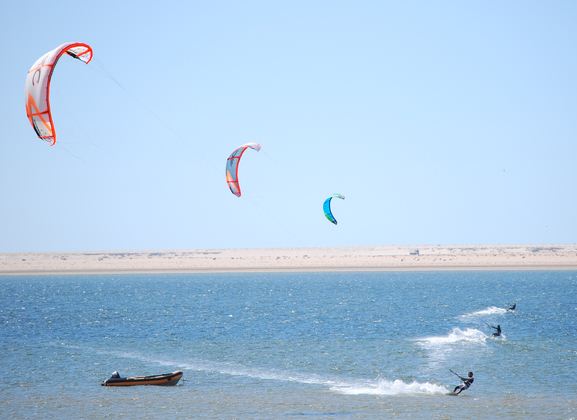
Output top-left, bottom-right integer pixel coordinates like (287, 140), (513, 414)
(1, 271), (576, 419)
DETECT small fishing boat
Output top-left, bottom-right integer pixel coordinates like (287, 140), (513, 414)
(102, 371), (183, 387)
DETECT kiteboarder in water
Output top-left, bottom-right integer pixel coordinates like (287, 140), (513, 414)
(489, 324), (502, 337)
(451, 370), (474, 395)
(507, 303), (516, 311)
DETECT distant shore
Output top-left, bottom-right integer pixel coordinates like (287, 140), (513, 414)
(1, 245), (577, 275)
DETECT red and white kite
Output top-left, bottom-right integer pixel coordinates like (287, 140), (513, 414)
(25, 42), (93, 145)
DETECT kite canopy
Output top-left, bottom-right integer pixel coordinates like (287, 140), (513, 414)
(25, 42), (93, 145)
(323, 194), (345, 225)
(226, 143), (262, 197)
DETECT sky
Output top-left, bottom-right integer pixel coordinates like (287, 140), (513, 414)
(1, 1), (576, 252)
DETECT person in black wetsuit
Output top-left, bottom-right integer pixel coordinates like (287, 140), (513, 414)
(507, 303), (516, 311)
(453, 371), (474, 395)
(490, 324), (502, 337)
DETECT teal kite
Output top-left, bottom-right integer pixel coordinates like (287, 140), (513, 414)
(323, 194), (345, 225)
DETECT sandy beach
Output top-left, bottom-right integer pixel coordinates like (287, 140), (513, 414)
(1, 244), (576, 275)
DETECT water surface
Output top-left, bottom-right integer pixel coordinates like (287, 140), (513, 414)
(1, 271), (576, 418)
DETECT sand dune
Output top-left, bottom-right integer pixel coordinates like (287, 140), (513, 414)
(1, 245), (576, 275)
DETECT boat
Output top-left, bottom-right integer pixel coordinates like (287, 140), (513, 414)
(101, 371), (183, 386)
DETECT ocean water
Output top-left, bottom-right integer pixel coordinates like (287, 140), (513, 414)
(0, 271), (576, 419)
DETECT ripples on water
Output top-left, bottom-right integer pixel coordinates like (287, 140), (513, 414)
(0, 271), (576, 418)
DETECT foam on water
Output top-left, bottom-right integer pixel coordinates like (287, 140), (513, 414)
(459, 306), (508, 319)
(91, 347), (448, 396)
(416, 327), (488, 346)
(330, 378), (449, 396)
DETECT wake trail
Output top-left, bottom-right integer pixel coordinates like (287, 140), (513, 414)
(459, 306), (508, 320)
(329, 378), (448, 396)
(71, 345), (449, 396)
(416, 328), (489, 346)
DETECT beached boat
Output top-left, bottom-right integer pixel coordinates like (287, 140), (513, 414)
(102, 371), (183, 387)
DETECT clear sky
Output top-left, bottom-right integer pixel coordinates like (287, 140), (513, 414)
(1, 1), (576, 252)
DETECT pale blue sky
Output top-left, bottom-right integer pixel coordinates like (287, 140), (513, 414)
(1, 1), (575, 252)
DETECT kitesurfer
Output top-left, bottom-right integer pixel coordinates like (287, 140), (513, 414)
(451, 370), (474, 395)
(490, 324), (502, 337)
(507, 303), (516, 311)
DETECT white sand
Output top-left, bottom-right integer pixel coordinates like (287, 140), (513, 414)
(1, 245), (576, 275)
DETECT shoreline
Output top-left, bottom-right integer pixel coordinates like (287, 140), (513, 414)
(1, 266), (576, 276)
(1, 244), (577, 275)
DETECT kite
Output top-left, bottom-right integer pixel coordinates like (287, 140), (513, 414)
(225, 143), (262, 197)
(25, 42), (93, 145)
(323, 194), (345, 225)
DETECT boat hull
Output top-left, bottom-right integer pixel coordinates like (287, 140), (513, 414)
(102, 371), (183, 386)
